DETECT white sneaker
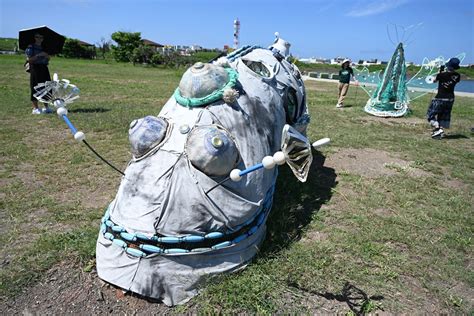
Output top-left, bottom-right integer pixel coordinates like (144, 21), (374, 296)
(42, 107), (53, 114)
(32, 108), (41, 115)
(431, 128), (444, 139)
(336, 103), (343, 108)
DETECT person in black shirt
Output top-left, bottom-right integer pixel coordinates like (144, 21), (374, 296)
(426, 57), (461, 138)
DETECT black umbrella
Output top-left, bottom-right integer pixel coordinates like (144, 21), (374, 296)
(19, 25), (66, 55)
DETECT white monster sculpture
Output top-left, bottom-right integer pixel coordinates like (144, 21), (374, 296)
(36, 34), (329, 306)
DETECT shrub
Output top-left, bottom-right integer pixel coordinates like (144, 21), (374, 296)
(62, 38), (96, 59)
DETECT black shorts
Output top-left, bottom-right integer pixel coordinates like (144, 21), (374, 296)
(30, 64), (51, 102)
(426, 98), (454, 128)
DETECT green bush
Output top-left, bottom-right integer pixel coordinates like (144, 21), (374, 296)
(62, 38), (96, 59)
(131, 45), (155, 64)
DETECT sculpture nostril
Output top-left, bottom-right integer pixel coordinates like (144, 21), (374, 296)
(187, 126), (239, 176)
(129, 116), (168, 158)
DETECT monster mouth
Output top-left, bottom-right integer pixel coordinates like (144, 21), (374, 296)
(99, 184), (274, 257)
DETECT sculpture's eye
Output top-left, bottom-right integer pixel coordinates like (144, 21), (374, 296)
(242, 59), (271, 78)
(129, 116), (168, 158)
(284, 87), (298, 124)
(186, 125), (240, 176)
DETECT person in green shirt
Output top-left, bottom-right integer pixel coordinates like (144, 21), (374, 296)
(336, 59), (357, 108)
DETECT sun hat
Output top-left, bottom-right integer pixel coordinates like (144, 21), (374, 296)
(342, 58), (351, 64)
(445, 57), (460, 70)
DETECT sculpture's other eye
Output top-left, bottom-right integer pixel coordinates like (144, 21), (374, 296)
(129, 116), (168, 158)
(284, 87), (298, 124)
(242, 59), (271, 78)
(186, 125), (240, 177)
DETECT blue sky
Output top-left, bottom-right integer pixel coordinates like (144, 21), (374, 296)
(1, 0), (473, 63)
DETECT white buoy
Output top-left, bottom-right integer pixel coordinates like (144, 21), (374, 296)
(56, 107), (68, 116)
(312, 138), (331, 149)
(74, 131), (85, 142)
(262, 156), (276, 169)
(230, 169), (242, 182)
(273, 151), (286, 165)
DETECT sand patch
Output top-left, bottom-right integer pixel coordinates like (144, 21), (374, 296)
(325, 148), (430, 178)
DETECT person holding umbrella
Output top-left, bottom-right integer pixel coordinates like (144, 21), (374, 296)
(20, 26), (65, 114)
(26, 33), (52, 114)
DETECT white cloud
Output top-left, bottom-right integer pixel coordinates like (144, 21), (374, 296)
(346, 0), (409, 17)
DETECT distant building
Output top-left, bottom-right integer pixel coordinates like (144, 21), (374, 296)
(299, 57), (330, 64)
(77, 40), (94, 47)
(357, 59), (378, 66)
(142, 39), (164, 51)
(330, 57), (347, 65)
(190, 45), (203, 51)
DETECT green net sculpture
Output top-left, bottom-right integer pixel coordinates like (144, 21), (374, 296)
(354, 24), (465, 117)
(363, 42), (409, 117)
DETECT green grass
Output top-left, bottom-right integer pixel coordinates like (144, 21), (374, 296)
(0, 54), (472, 313)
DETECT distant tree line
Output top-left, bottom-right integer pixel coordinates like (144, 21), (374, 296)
(3, 31), (221, 66)
(110, 31), (220, 67)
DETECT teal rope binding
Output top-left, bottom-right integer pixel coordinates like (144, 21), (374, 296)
(174, 68), (239, 108)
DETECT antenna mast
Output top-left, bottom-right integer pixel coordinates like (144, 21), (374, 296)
(233, 18), (240, 49)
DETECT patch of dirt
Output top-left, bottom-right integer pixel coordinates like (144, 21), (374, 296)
(52, 179), (116, 210)
(300, 230), (329, 244)
(442, 178), (471, 192)
(396, 275), (450, 313)
(277, 288), (349, 313)
(373, 208), (397, 218)
(1, 262), (171, 315)
(384, 241), (409, 253)
(447, 282), (474, 309)
(12, 162), (44, 190)
(356, 116), (425, 127)
(324, 148), (430, 178)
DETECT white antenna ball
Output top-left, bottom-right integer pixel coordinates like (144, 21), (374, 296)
(74, 131), (85, 142)
(56, 107), (68, 116)
(230, 169), (242, 182)
(262, 156), (276, 169)
(273, 151), (286, 165)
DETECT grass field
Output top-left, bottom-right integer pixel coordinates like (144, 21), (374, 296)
(0, 54), (472, 314)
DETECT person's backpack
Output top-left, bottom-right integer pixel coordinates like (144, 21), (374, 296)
(24, 60), (30, 73)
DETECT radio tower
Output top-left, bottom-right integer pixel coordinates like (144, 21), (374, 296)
(233, 18), (240, 49)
